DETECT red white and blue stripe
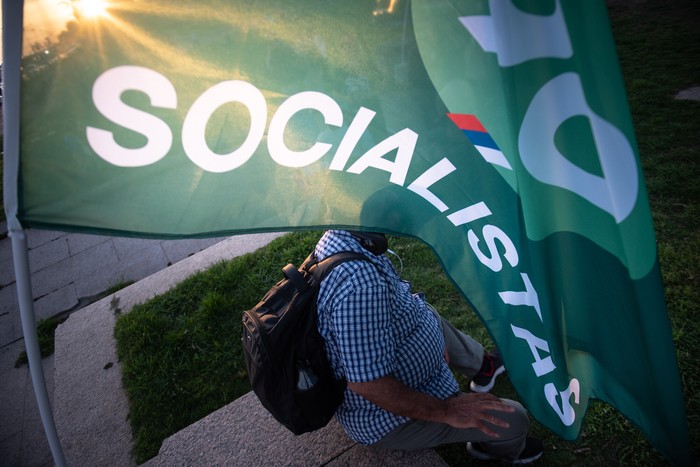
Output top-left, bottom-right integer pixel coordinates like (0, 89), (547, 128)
(447, 114), (512, 170)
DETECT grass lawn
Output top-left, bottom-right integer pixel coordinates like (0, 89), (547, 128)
(110, 0), (697, 465)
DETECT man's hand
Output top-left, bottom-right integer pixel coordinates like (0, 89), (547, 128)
(443, 392), (515, 437)
(348, 376), (515, 438)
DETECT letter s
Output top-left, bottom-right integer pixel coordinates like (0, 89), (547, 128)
(87, 66), (177, 167)
(545, 379), (580, 426)
(468, 224), (519, 272)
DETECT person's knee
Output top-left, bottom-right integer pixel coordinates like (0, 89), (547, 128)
(496, 399), (529, 439)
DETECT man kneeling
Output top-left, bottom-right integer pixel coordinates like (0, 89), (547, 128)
(315, 230), (543, 463)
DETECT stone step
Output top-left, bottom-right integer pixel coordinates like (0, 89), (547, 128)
(144, 391), (446, 467)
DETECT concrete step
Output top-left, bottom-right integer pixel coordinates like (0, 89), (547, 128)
(144, 391), (446, 467)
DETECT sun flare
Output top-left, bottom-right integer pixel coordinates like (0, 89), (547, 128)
(73, 0), (109, 19)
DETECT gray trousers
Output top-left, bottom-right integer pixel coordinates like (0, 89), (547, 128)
(373, 307), (529, 461)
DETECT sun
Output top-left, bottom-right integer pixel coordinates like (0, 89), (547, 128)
(72, 0), (109, 19)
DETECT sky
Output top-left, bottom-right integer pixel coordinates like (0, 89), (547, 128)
(2, 0), (78, 61)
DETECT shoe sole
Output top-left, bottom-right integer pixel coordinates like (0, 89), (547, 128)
(467, 442), (543, 464)
(511, 451), (543, 464)
(467, 442), (493, 461)
(469, 365), (505, 393)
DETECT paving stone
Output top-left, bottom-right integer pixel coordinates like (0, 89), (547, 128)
(34, 284), (79, 321)
(0, 304), (21, 348)
(0, 431), (22, 466)
(30, 257), (74, 299)
(71, 242), (120, 298)
(0, 363), (28, 441)
(0, 341), (25, 379)
(0, 256), (16, 287)
(0, 282), (18, 316)
(19, 355), (54, 467)
(111, 236), (162, 261)
(65, 233), (111, 256)
(161, 237), (229, 265)
(0, 283), (21, 347)
(28, 237), (69, 274)
(0, 233), (13, 263)
(114, 244), (169, 284)
(70, 240), (120, 277)
(26, 229), (64, 250)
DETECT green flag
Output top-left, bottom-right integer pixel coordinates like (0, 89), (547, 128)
(13, 0), (691, 464)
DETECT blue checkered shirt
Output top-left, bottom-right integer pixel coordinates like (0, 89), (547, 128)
(315, 230), (459, 445)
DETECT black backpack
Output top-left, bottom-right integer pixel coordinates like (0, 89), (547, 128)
(241, 251), (370, 435)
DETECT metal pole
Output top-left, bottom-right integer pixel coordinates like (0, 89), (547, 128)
(10, 231), (68, 467)
(3, 0), (68, 465)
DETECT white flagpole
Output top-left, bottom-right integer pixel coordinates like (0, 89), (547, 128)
(2, 1), (67, 465)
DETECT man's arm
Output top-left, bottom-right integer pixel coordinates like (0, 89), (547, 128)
(347, 375), (515, 438)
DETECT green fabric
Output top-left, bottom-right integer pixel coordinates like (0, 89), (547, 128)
(16, 1), (690, 464)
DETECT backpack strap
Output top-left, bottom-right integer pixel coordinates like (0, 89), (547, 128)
(305, 251), (372, 287)
(282, 263), (309, 291)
